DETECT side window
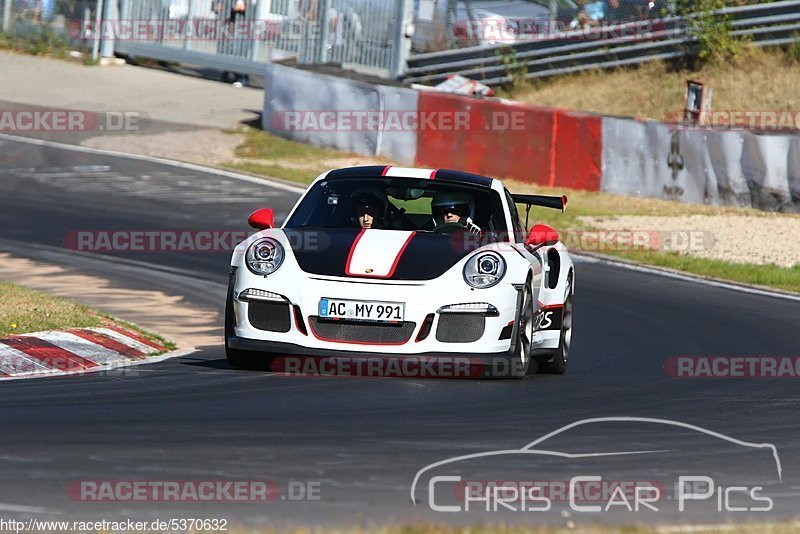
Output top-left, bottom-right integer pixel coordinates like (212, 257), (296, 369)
(504, 189), (524, 242)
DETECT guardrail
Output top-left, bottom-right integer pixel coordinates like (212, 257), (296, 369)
(404, 0), (800, 86)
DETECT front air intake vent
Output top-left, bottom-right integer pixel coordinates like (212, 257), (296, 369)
(436, 313), (485, 343)
(248, 300), (291, 332)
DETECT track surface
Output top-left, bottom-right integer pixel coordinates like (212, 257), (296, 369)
(1, 136), (799, 528)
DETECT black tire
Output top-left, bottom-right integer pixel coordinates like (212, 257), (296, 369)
(504, 280), (534, 379)
(537, 277), (573, 375)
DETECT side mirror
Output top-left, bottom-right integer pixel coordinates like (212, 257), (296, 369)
(526, 224), (559, 248)
(248, 208), (275, 230)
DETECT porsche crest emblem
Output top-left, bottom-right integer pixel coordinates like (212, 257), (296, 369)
(365, 268), (374, 274)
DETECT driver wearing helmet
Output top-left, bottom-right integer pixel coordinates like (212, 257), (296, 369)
(431, 191), (482, 235)
(351, 189), (388, 229)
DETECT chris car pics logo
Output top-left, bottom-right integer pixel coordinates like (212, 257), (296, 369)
(410, 417), (781, 514)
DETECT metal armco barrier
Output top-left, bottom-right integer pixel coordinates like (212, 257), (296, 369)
(263, 62), (418, 164)
(405, 0), (800, 86)
(601, 118), (800, 212)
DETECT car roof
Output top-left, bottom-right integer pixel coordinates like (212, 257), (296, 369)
(323, 165), (497, 189)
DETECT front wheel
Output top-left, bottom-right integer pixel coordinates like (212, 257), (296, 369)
(502, 281), (533, 379)
(536, 278), (573, 375)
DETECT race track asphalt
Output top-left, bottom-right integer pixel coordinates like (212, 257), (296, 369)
(1, 135), (799, 529)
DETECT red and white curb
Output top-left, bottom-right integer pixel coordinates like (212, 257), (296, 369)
(0, 325), (188, 380)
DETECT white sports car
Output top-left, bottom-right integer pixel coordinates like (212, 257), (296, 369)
(225, 166), (574, 378)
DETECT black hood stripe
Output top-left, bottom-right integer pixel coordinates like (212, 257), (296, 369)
(285, 228), (475, 281)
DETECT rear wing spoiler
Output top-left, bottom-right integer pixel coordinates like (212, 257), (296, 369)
(511, 194), (568, 212)
(512, 194), (568, 231)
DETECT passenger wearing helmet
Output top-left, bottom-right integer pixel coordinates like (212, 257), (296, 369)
(350, 189), (388, 229)
(431, 190), (482, 235)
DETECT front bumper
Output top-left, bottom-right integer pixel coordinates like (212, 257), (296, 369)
(229, 266), (521, 356)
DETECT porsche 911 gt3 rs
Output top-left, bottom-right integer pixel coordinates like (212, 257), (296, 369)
(225, 166), (574, 378)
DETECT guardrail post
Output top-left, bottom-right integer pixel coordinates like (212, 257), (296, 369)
(183, 0), (195, 51)
(92, 0), (105, 61)
(100, 0), (118, 58)
(315, 0), (331, 63)
(2, 0), (12, 33)
(250, 0), (268, 61)
(389, 0), (413, 78)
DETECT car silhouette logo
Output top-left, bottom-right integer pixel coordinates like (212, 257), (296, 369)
(410, 416), (783, 505)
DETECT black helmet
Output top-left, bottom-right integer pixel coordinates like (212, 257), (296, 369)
(350, 188), (388, 227)
(431, 190), (474, 225)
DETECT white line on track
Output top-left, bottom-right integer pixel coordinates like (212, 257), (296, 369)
(574, 253), (800, 303)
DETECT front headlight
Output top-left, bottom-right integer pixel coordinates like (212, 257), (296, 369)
(463, 252), (506, 288)
(245, 238), (284, 276)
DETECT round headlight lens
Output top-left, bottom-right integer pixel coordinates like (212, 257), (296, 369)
(463, 252), (506, 288)
(246, 238), (284, 276)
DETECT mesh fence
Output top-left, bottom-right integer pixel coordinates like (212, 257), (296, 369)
(111, 0), (405, 73)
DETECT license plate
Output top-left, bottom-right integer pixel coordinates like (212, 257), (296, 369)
(318, 298), (405, 322)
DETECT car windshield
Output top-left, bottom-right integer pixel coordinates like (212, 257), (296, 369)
(284, 177), (508, 234)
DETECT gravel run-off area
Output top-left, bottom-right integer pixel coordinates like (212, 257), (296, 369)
(579, 215), (800, 268)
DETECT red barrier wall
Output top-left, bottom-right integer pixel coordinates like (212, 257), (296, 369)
(415, 91), (602, 191)
(552, 110), (603, 191)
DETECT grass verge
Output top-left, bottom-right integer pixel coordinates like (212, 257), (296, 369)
(595, 250), (800, 294)
(0, 281), (102, 337)
(223, 128), (387, 185)
(0, 281), (176, 350)
(504, 47), (800, 122)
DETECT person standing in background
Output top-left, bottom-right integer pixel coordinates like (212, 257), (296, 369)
(217, 0), (250, 86)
